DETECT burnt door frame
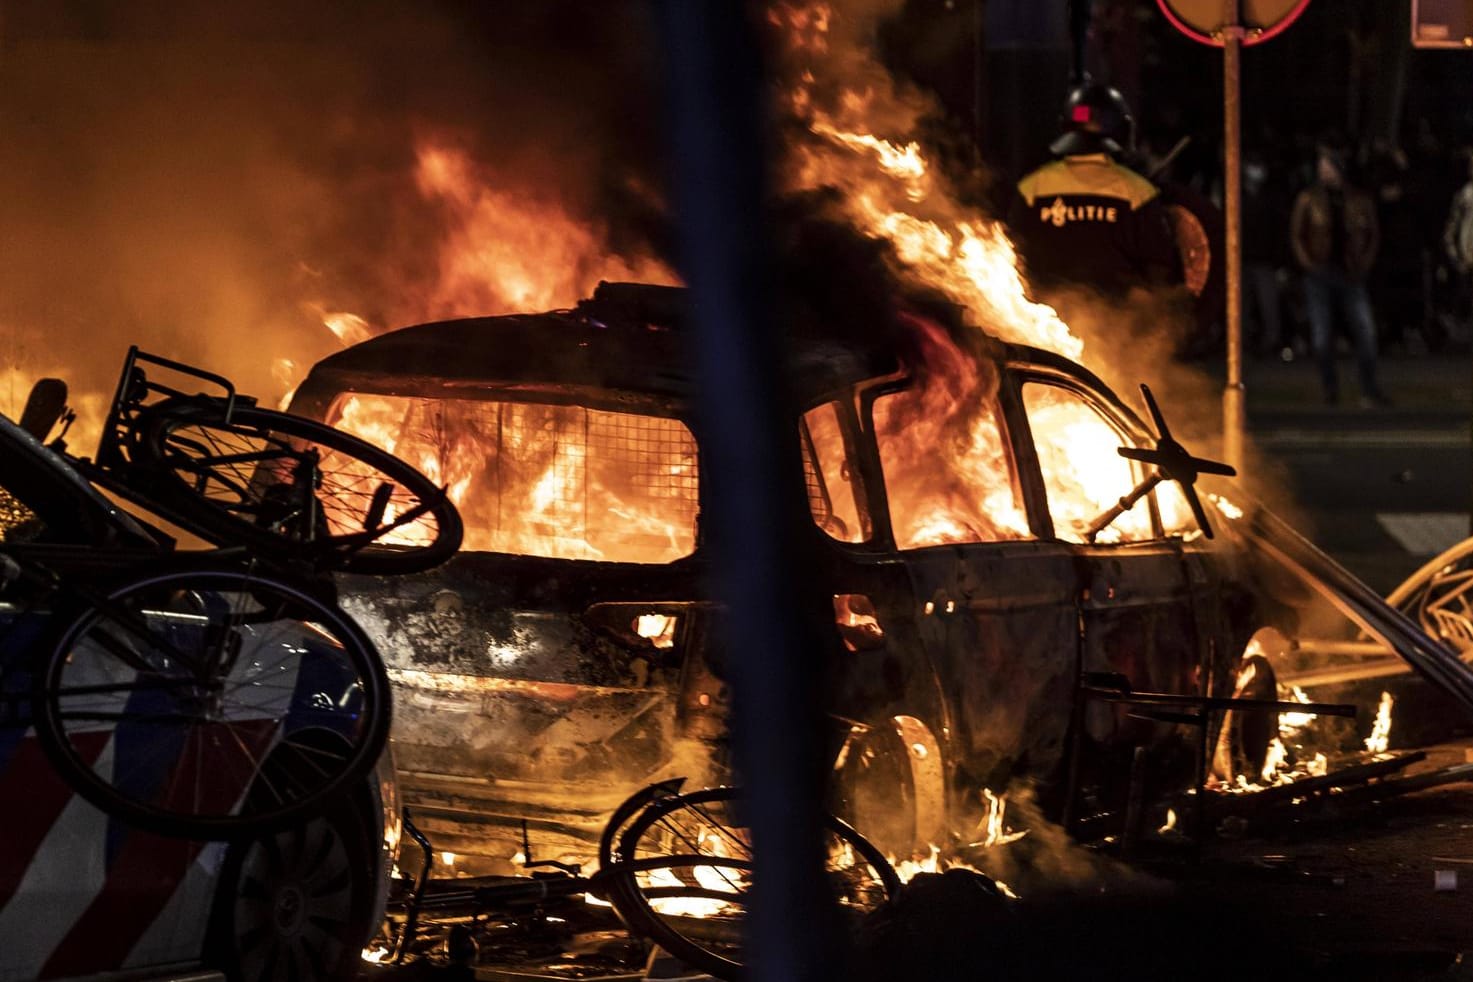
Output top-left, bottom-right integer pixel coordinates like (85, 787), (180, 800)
(837, 371), (1084, 834)
(795, 381), (958, 851)
(1003, 362), (1217, 819)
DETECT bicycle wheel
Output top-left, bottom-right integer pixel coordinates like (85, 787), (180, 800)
(135, 400), (462, 575)
(601, 786), (899, 980)
(32, 563), (390, 839)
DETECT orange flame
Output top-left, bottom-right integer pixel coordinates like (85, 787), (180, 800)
(871, 316), (1030, 547)
(1365, 691), (1394, 754)
(330, 392), (698, 563)
(776, 3), (1083, 361)
(766, 2), (1210, 550)
(412, 143), (675, 318)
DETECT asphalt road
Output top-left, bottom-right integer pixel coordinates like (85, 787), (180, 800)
(1242, 352), (1473, 594)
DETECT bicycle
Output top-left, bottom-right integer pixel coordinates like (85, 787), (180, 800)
(0, 548), (391, 840)
(1386, 536), (1473, 654)
(0, 346), (462, 838)
(83, 345), (462, 575)
(385, 778), (901, 980)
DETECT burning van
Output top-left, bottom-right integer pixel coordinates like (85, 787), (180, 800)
(286, 281), (1473, 866)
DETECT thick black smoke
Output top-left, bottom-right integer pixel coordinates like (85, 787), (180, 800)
(0, 1), (667, 426)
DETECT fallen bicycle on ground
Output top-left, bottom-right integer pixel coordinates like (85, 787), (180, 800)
(370, 777), (902, 981)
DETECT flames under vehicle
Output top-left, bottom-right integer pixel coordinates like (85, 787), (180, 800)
(291, 282), (1473, 865)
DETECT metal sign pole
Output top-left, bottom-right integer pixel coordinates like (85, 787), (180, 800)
(1160, 0), (1312, 467)
(1221, 3), (1246, 472)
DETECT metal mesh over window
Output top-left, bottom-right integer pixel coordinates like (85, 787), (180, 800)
(800, 427), (830, 527)
(330, 394), (699, 563)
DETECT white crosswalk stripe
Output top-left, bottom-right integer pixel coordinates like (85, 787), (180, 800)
(1376, 513), (1470, 556)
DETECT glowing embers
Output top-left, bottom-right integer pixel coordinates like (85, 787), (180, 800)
(891, 788), (1026, 885)
(1218, 669), (1393, 792)
(634, 613), (678, 650)
(902, 851), (1020, 900)
(331, 394), (698, 563)
(888, 793), (1022, 900)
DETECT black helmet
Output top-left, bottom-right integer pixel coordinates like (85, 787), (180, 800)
(1051, 82), (1134, 157)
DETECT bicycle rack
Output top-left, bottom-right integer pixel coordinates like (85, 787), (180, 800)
(95, 345), (244, 471)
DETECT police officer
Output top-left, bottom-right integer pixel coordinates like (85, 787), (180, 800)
(1010, 83), (1183, 300)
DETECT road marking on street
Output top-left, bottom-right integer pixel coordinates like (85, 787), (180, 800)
(1256, 429), (1471, 449)
(1376, 513), (1469, 556)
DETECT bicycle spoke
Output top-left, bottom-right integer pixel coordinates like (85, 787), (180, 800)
(178, 426), (262, 499)
(645, 813), (747, 896)
(53, 710), (200, 723)
(271, 741), (342, 783)
(623, 855), (755, 876)
(136, 401), (460, 572)
(684, 800), (754, 859)
(84, 613), (199, 679)
(640, 887), (750, 905)
(53, 677), (198, 698)
(604, 788), (897, 979)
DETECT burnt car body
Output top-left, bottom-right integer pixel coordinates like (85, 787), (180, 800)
(286, 281), (1347, 863)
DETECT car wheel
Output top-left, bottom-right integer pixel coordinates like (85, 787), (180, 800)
(832, 715), (946, 857)
(208, 800), (375, 982)
(1213, 652), (1278, 783)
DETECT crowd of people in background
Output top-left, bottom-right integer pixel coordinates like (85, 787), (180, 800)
(1201, 126), (1473, 404)
(1006, 78), (1473, 410)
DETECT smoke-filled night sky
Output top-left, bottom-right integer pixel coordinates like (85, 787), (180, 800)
(1, 0), (1237, 474)
(0, 2), (671, 428)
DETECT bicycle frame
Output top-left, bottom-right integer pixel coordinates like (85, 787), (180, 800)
(76, 346), (456, 572)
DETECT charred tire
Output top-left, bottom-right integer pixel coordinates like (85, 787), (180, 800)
(207, 796), (377, 982)
(135, 400), (462, 575)
(1227, 653), (1278, 779)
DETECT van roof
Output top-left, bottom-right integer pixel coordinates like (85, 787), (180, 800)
(296, 282), (903, 410)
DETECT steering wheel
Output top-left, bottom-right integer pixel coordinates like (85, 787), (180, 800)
(1116, 384), (1237, 538)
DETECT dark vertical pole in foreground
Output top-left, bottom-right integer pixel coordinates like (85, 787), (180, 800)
(653, 4), (839, 981)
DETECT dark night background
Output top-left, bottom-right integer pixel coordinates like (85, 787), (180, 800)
(886, 0), (1473, 196)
